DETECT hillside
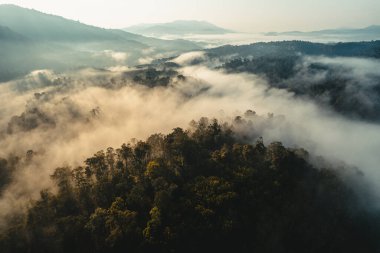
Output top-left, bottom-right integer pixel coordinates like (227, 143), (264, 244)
(0, 4), (130, 42)
(0, 118), (378, 253)
(203, 41), (380, 122)
(0, 5), (201, 82)
(0, 26), (26, 41)
(207, 40), (380, 59)
(0, 4), (200, 47)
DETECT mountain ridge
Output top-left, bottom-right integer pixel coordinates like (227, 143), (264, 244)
(0, 4), (201, 49)
(124, 20), (233, 36)
(0, 4), (201, 82)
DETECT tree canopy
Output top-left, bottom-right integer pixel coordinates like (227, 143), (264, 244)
(0, 117), (378, 253)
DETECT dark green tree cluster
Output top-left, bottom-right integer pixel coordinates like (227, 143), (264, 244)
(0, 118), (379, 253)
(0, 155), (19, 192)
(220, 54), (380, 122)
(221, 56), (299, 83)
(208, 41), (380, 59)
(131, 67), (179, 87)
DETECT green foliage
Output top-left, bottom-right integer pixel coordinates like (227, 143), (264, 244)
(0, 118), (378, 253)
(216, 41), (380, 122)
(0, 156), (18, 191)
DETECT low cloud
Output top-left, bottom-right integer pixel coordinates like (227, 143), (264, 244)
(98, 50), (129, 63)
(172, 51), (206, 65)
(138, 57), (154, 65)
(301, 56), (380, 86)
(0, 56), (379, 229)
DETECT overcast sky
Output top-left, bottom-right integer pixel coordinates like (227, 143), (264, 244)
(0, 0), (379, 32)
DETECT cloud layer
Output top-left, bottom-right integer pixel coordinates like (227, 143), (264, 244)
(0, 58), (379, 228)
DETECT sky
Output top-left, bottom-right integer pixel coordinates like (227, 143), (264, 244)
(0, 0), (379, 32)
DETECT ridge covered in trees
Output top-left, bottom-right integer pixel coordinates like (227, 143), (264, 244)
(0, 117), (378, 253)
(201, 41), (380, 122)
(207, 40), (380, 59)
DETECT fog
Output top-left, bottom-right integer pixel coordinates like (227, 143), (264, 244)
(151, 32), (380, 47)
(301, 56), (380, 84)
(0, 55), (379, 228)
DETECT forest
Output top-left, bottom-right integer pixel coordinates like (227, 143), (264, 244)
(207, 41), (380, 59)
(0, 117), (379, 253)
(197, 41), (380, 122)
(219, 55), (380, 122)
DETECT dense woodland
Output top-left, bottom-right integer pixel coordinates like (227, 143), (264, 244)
(210, 41), (380, 122)
(147, 41), (380, 122)
(207, 41), (380, 59)
(220, 57), (380, 121)
(0, 117), (379, 253)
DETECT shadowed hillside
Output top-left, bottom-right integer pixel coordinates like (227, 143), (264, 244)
(0, 117), (378, 253)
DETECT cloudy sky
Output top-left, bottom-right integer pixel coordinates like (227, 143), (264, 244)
(0, 0), (379, 32)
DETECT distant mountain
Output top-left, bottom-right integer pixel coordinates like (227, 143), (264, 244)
(124, 20), (233, 36)
(0, 4), (129, 42)
(265, 25), (380, 37)
(0, 4), (201, 82)
(0, 4), (201, 48)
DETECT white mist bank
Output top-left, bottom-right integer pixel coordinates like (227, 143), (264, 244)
(0, 62), (379, 228)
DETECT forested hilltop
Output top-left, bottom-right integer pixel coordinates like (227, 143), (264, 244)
(207, 40), (380, 59)
(1, 117), (378, 253)
(200, 41), (380, 122)
(147, 40), (380, 122)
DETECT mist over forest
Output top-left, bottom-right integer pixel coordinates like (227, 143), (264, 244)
(0, 3), (380, 253)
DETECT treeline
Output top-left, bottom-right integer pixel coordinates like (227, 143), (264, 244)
(207, 40), (380, 59)
(0, 117), (379, 253)
(220, 56), (300, 83)
(219, 54), (380, 122)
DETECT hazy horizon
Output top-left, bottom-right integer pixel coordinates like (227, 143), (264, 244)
(0, 0), (379, 33)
